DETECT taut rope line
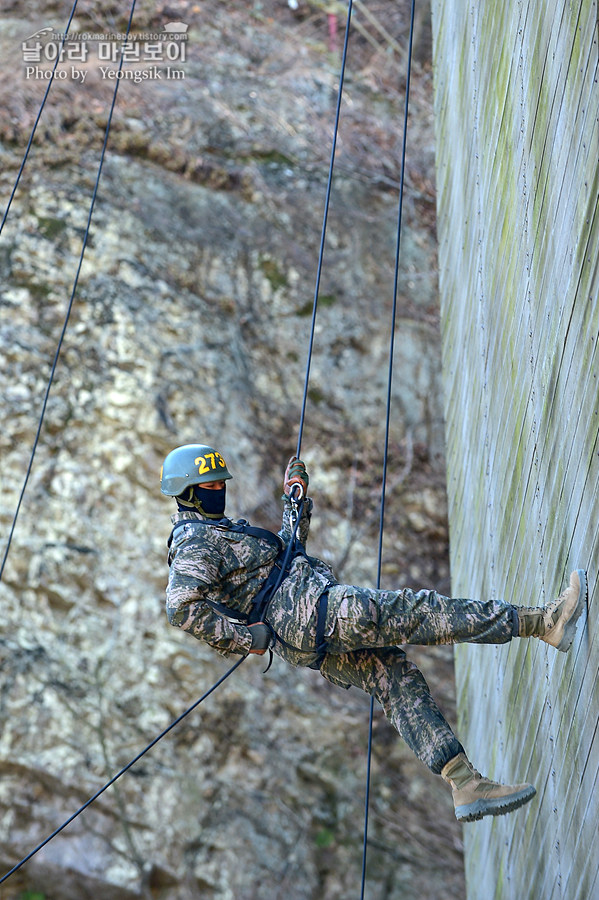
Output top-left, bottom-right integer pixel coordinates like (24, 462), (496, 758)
(296, 0), (354, 459)
(361, 1), (417, 895)
(0, 656), (246, 884)
(0, 0), (138, 583)
(0, 1), (80, 239)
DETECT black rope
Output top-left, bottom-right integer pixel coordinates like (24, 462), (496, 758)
(360, 1), (417, 897)
(0, 0), (137, 583)
(0, 1), (80, 238)
(296, 0), (354, 459)
(0, 655), (246, 885)
(263, 494), (305, 619)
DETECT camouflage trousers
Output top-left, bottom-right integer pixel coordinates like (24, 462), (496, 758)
(314, 585), (517, 774)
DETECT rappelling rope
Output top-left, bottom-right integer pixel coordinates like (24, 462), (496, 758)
(0, 655), (246, 885)
(0, 0), (138, 583)
(0, 0), (80, 239)
(360, 4), (417, 896)
(295, 0), (354, 458)
(291, 0), (417, 893)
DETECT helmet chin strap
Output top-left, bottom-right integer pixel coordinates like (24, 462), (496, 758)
(176, 486), (226, 519)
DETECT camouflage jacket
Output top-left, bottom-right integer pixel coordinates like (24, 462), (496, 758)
(166, 497), (336, 665)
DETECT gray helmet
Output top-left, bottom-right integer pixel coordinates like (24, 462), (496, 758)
(160, 444), (233, 496)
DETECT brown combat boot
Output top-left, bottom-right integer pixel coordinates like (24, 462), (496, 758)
(441, 753), (536, 822)
(516, 569), (587, 652)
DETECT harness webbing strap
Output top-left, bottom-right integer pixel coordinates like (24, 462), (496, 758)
(167, 518), (301, 627)
(247, 548), (289, 624)
(310, 589), (329, 670)
(224, 519), (284, 548)
(167, 506), (329, 666)
(168, 518), (283, 551)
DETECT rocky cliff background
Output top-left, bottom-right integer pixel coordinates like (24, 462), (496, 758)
(0, 2), (465, 898)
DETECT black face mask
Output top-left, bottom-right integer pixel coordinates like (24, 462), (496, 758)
(193, 485), (226, 518)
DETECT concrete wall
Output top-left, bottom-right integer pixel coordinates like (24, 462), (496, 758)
(431, 1), (599, 897)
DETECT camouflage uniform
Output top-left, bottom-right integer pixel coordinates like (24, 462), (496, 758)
(166, 498), (517, 773)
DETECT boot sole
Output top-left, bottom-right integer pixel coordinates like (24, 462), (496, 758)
(552, 569), (588, 652)
(455, 784), (537, 823)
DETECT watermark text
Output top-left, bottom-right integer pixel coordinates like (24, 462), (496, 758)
(21, 22), (189, 82)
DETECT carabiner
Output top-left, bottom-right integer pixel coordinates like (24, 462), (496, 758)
(288, 482), (304, 528)
(289, 483), (304, 502)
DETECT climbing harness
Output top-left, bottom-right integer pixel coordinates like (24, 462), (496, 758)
(167, 485), (329, 670)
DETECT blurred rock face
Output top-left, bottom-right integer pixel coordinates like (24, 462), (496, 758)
(0, 3), (463, 898)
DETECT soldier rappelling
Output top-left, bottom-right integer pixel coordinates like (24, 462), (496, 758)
(161, 442), (587, 823)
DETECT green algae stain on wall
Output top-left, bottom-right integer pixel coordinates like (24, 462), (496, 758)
(432, 0), (599, 897)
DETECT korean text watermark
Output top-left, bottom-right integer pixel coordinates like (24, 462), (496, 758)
(21, 23), (189, 82)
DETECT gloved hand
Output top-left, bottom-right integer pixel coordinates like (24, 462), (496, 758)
(248, 622), (272, 655)
(284, 456), (309, 498)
